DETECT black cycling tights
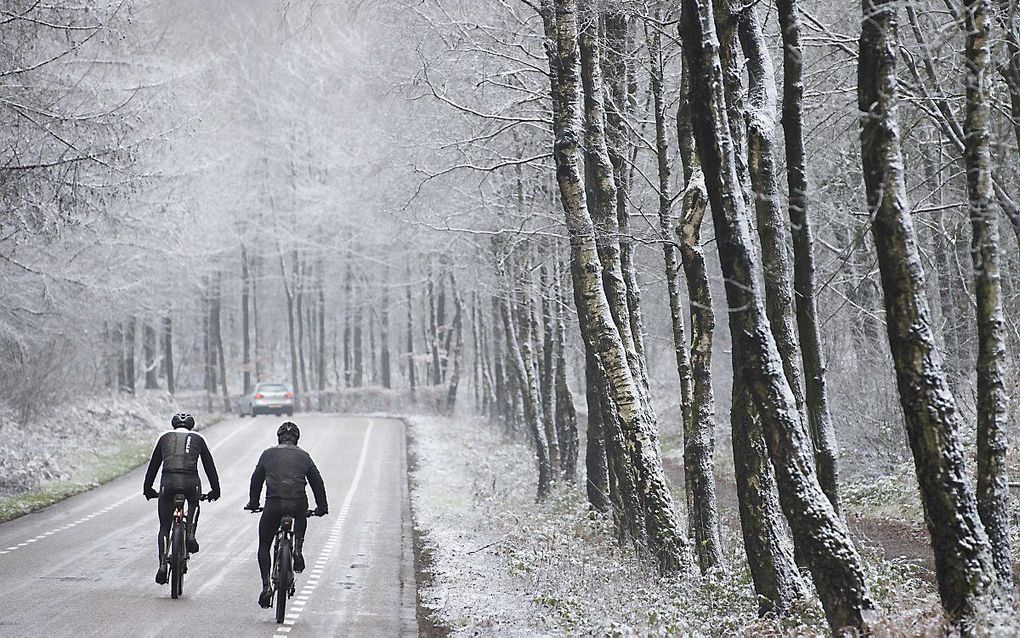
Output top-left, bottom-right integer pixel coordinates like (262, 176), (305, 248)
(258, 498), (308, 586)
(157, 482), (200, 561)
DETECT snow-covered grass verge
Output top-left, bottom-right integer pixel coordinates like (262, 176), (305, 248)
(0, 391), (221, 523)
(407, 414), (967, 636)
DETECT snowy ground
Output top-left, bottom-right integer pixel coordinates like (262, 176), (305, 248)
(406, 415), (976, 636)
(0, 391), (217, 520)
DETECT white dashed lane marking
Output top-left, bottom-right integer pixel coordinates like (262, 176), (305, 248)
(273, 420), (374, 637)
(0, 418), (256, 558)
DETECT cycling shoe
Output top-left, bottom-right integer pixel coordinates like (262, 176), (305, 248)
(258, 585), (274, 608)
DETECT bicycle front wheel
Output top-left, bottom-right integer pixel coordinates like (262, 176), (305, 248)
(275, 541), (292, 623)
(170, 524), (185, 599)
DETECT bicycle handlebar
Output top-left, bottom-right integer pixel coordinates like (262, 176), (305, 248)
(244, 506), (326, 517)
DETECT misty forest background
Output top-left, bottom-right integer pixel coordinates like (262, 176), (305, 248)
(2, 0), (1019, 633)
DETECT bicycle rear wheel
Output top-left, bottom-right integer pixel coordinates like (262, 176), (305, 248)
(275, 541), (292, 623)
(170, 524), (185, 599)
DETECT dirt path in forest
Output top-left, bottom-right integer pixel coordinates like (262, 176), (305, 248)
(664, 457), (1020, 585)
(662, 456), (939, 582)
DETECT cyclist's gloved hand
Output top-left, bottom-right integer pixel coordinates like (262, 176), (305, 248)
(144, 487), (159, 500)
(244, 501), (260, 511)
(314, 505), (328, 517)
(207, 488), (221, 502)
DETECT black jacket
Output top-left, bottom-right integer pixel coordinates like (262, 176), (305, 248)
(143, 429), (220, 493)
(249, 444), (327, 509)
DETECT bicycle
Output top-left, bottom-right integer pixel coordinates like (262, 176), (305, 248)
(165, 492), (208, 599)
(247, 506), (324, 623)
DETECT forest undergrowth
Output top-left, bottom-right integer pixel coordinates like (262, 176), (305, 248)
(405, 414), (985, 636)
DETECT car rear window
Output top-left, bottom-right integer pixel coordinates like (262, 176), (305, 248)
(259, 384), (288, 392)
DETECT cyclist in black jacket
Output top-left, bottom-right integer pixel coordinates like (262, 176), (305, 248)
(245, 421), (328, 608)
(142, 413), (221, 585)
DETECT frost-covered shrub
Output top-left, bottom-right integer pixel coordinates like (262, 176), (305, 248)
(312, 386), (445, 414)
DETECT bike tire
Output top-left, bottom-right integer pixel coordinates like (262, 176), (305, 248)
(170, 524), (185, 599)
(275, 541), (291, 623)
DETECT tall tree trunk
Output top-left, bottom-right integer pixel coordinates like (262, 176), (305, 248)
(428, 271), (441, 386)
(353, 278), (364, 388)
(318, 261), (326, 394)
(740, 9), (809, 438)
(731, 372), (806, 614)
(547, 0), (688, 572)
(124, 317), (136, 394)
(213, 273), (230, 413)
(343, 260), (353, 388)
(143, 320), (159, 390)
(500, 296), (552, 499)
(681, 0), (874, 630)
(202, 290), (212, 410)
(445, 274), (464, 412)
(114, 322), (126, 392)
(583, 353), (611, 512)
(964, 0), (1014, 593)
(406, 269), (417, 399)
(296, 259), (309, 393)
(648, 14), (722, 571)
(280, 249), (302, 411)
(241, 244), (252, 393)
(675, 174), (724, 574)
(381, 274), (392, 390)
(162, 315), (174, 395)
(252, 249), (262, 382)
(554, 262), (579, 482)
(539, 264), (561, 479)
(680, 58), (799, 611)
(777, 0), (841, 515)
(858, 0), (999, 623)
(605, 12), (648, 365)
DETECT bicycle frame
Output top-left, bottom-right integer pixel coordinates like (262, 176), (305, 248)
(165, 491), (205, 599)
(248, 506), (321, 623)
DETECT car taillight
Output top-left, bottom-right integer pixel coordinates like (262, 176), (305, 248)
(285, 391), (293, 399)
(254, 393), (264, 399)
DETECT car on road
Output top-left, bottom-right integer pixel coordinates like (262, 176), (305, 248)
(239, 383), (294, 417)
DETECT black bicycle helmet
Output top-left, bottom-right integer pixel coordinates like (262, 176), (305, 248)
(171, 413), (196, 430)
(277, 421), (300, 443)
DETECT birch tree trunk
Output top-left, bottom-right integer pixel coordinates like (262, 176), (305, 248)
(777, 0), (841, 515)
(675, 172), (724, 573)
(858, 0), (999, 622)
(681, 0), (874, 629)
(500, 296), (552, 499)
(964, 0), (1014, 593)
(605, 12), (649, 366)
(648, 15), (720, 571)
(583, 353), (611, 512)
(445, 273), (464, 413)
(740, 9), (809, 437)
(554, 262), (579, 483)
(678, 1), (801, 611)
(539, 264), (561, 478)
(548, 0), (688, 572)
(731, 371), (805, 614)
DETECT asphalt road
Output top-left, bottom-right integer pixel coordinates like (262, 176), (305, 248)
(0, 415), (416, 637)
